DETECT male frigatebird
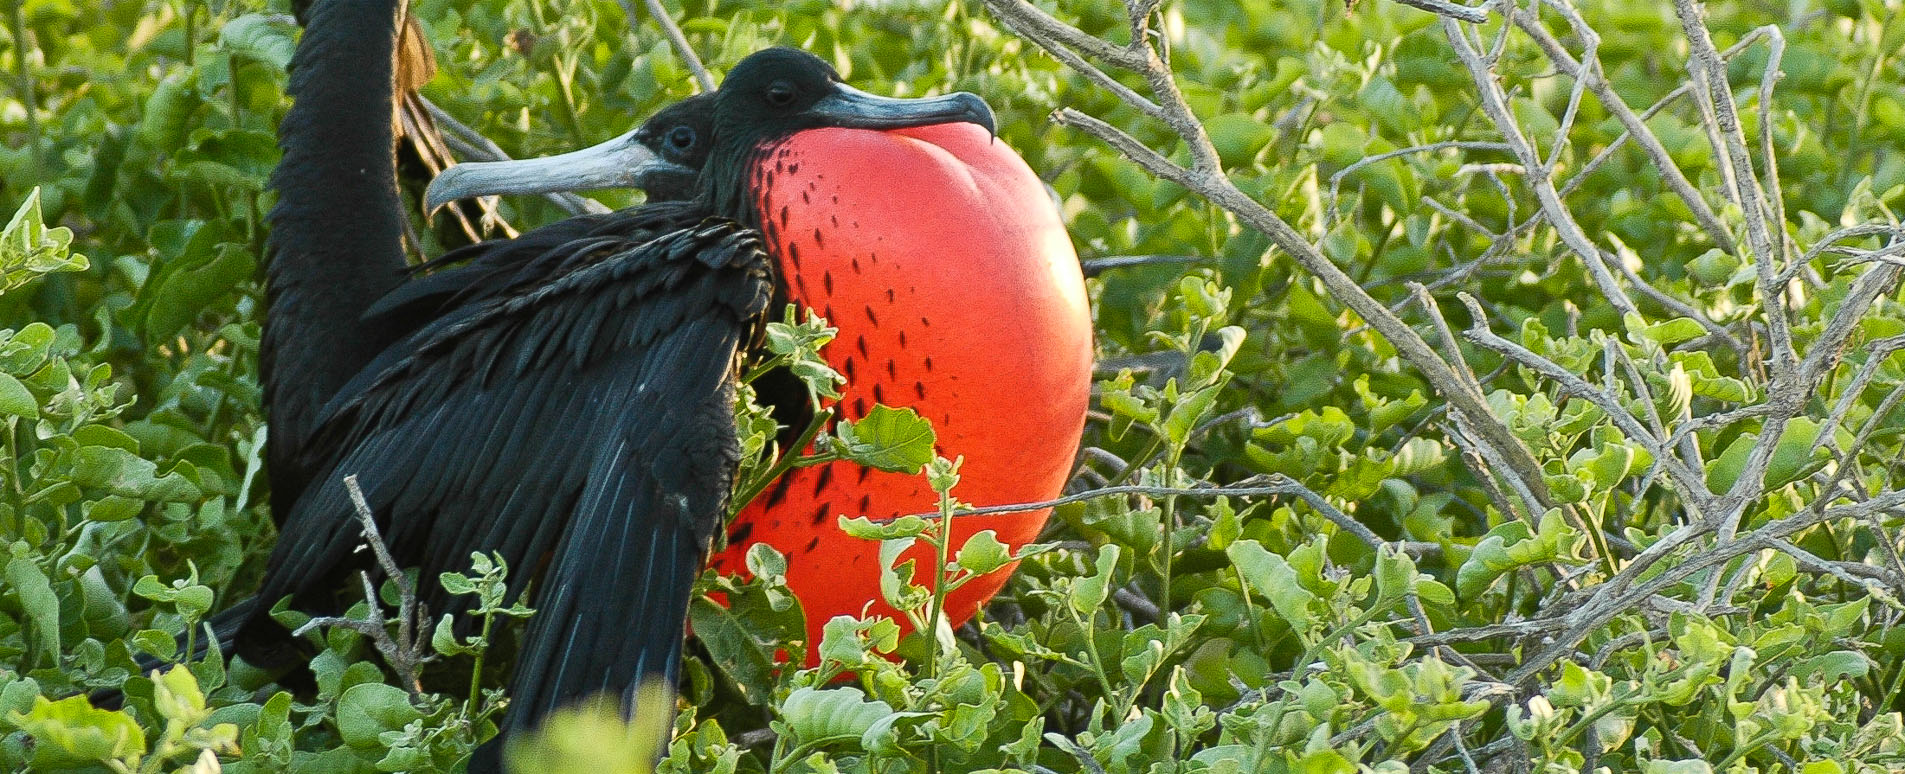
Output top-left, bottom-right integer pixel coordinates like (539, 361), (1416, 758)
(427, 63), (1093, 659)
(245, 19), (1006, 769)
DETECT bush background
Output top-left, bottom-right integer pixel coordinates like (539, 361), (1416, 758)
(1, 0), (1904, 771)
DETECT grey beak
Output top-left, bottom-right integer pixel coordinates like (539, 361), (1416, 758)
(423, 129), (694, 213)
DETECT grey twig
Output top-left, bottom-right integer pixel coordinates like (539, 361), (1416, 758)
(1444, 17), (1640, 322)
(1516, 3), (1742, 253)
(1080, 254), (1204, 277)
(896, 474), (1438, 557)
(1385, 0), (1489, 23)
(294, 475), (433, 695)
(617, 0), (715, 92)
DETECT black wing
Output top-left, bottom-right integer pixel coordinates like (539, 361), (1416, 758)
(236, 218), (770, 753)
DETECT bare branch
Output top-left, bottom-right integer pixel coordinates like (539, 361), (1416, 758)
(1327, 142), (1513, 230)
(1080, 254), (1203, 277)
(1674, 0), (1794, 373)
(293, 475), (432, 694)
(1444, 17), (1640, 321)
(617, 0), (714, 92)
(1515, 3), (1739, 253)
(896, 474), (1439, 558)
(1384, 0), (1489, 23)
(985, 0), (1146, 68)
(1455, 292), (1713, 508)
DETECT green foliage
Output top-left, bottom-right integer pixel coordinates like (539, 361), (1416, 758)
(2, 0), (1905, 772)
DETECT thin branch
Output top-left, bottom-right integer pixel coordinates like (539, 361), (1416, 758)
(1674, 0), (1793, 373)
(294, 475), (432, 694)
(1455, 293), (1711, 508)
(896, 474), (1439, 558)
(1515, 3), (1740, 253)
(1385, 0), (1490, 23)
(1327, 141), (1513, 230)
(1444, 17), (1640, 321)
(1080, 254), (1204, 277)
(1505, 488), (1905, 684)
(617, 0), (714, 92)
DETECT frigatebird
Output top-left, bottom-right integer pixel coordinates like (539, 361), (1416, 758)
(427, 65), (1094, 660)
(245, 19), (1004, 768)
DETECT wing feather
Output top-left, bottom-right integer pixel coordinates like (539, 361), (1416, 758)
(237, 220), (770, 761)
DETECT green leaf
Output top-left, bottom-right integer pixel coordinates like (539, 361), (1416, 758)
(430, 613), (475, 657)
(1643, 762), (1714, 774)
(777, 687), (894, 743)
(744, 541), (788, 579)
(437, 572), (478, 597)
(505, 697), (666, 774)
(1206, 113), (1274, 167)
(8, 695), (146, 767)
(1071, 544), (1122, 616)
(140, 73), (200, 150)
(818, 615), (900, 668)
(68, 446), (202, 501)
(1705, 418), (1831, 494)
(1227, 540), (1317, 630)
(129, 220), (254, 342)
(1791, 650), (1870, 683)
(1624, 313), (1706, 346)
(6, 553), (60, 664)
(0, 188), (89, 295)
(84, 496), (144, 523)
(334, 683), (422, 749)
(687, 596), (777, 705)
(833, 405), (937, 473)
(954, 530), (1013, 575)
(219, 14), (298, 69)
(151, 666), (207, 724)
(1455, 512), (1582, 598)
(0, 372), (37, 418)
(762, 305), (843, 399)
(839, 514), (930, 541)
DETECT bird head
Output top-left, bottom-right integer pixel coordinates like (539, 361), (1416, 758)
(423, 47), (995, 218)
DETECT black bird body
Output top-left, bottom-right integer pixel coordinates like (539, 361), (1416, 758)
(104, 78), (722, 689)
(240, 203), (772, 723)
(238, 3), (993, 767)
(264, 45), (716, 522)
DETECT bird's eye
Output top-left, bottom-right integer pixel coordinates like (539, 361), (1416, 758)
(667, 125), (696, 150)
(765, 81), (797, 107)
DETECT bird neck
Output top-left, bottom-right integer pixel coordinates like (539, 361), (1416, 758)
(700, 140), (773, 227)
(262, 0), (412, 472)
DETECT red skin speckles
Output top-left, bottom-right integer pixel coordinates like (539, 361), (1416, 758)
(708, 123), (1092, 663)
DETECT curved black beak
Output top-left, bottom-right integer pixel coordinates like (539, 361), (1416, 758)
(811, 84), (996, 137)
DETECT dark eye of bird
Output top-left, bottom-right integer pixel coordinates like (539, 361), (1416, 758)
(765, 81), (796, 107)
(667, 125), (695, 150)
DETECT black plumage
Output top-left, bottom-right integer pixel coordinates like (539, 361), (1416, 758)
(241, 207), (771, 739)
(185, 3), (991, 767)
(259, 0), (411, 521)
(261, 10), (715, 522)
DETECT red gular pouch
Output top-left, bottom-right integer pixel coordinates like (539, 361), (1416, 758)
(707, 121), (1092, 667)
